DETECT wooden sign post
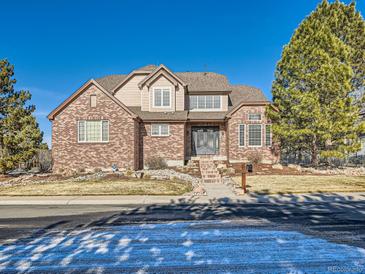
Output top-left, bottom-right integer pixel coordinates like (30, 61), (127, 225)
(241, 163), (247, 193)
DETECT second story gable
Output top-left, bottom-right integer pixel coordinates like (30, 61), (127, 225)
(48, 64), (269, 124)
(96, 64), (246, 114)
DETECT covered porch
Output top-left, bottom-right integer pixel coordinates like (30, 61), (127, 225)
(185, 122), (227, 161)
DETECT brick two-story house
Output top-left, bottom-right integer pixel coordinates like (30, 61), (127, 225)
(48, 64), (279, 172)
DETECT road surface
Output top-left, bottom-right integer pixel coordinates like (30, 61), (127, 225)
(0, 200), (365, 273)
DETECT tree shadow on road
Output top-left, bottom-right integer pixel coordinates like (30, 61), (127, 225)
(1, 192), (365, 272)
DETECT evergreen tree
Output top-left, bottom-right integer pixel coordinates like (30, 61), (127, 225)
(268, 0), (365, 165)
(0, 60), (44, 173)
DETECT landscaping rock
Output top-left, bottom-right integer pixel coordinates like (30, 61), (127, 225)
(29, 167), (41, 174)
(8, 168), (27, 176)
(288, 164), (302, 172)
(272, 164), (283, 170)
(143, 169), (201, 186)
(192, 185), (206, 196)
(134, 171), (144, 179)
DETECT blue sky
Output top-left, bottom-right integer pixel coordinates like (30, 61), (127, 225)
(1, 0), (364, 146)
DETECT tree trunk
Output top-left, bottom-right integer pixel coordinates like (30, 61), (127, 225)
(311, 137), (319, 166)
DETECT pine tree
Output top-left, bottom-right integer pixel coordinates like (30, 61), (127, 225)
(0, 60), (44, 173)
(268, 0), (365, 166)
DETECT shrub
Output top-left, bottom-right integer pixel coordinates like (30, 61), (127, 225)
(145, 157), (167, 170)
(143, 174), (151, 180)
(93, 167), (102, 173)
(76, 167), (86, 174)
(246, 151), (263, 164)
(36, 149), (53, 172)
(125, 169), (134, 176)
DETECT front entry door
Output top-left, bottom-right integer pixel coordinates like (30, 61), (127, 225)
(191, 126), (219, 155)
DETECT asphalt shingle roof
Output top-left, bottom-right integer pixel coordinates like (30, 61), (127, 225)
(175, 72), (231, 92)
(96, 75), (127, 92)
(128, 107), (188, 121)
(94, 66), (269, 121)
(229, 85), (267, 105)
(136, 64), (158, 71)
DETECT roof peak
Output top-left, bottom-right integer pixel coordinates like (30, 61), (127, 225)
(135, 64), (158, 71)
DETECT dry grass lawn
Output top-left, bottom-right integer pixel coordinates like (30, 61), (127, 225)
(232, 175), (365, 194)
(0, 179), (193, 196)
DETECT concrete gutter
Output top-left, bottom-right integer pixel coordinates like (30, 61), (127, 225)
(0, 192), (364, 206)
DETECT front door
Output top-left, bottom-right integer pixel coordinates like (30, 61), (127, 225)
(191, 126), (219, 155)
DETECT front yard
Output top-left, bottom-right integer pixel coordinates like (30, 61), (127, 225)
(0, 176), (193, 196)
(232, 175), (365, 194)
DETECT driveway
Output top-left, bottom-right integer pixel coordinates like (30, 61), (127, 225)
(0, 195), (365, 273)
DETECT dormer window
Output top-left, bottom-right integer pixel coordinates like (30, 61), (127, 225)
(153, 87), (171, 108)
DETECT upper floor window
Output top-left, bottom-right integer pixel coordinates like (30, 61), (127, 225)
(189, 95), (221, 110)
(153, 87), (171, 108)
(78, 120), (109, 143)
(248, 113), (261, 121)
(151, 124), (169, 136)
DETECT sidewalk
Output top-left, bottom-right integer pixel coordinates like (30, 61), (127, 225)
(0, 182), (364, 205)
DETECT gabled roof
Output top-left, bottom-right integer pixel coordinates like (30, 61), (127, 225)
(48, 79), (137, 120)
(110, 71), (149, 94)
(135, 64), (158, 71)
(229, 85), (268, 105)
(96, 75), (127, 91)
(138, 64), (187, 88)
(176, 72), (231, 92)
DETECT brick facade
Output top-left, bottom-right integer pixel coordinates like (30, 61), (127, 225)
(227, 105), (279, 163)
(140, 122), (185, 166)
(52, 84), (139, 172)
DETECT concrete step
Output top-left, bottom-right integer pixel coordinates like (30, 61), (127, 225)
(203, 178), (222, 183)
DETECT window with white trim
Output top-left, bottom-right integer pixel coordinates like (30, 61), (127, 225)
(189, 95), (221, 110)
(265, 125), (272, 146)
(78, 120), (109, 142)
(151, 124), (169, 136)
(248, 113), (261, 121)
(153, 87), (171, 107)
(238, 124), (245, 147)
(248, 124), (262, 146)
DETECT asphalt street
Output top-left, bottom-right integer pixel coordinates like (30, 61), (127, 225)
(0, 199), (365, 273)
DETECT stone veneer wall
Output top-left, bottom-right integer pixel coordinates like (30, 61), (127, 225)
(52, 84), (138, 172)
(227, 105), (279, 163)
(140, 122), (185, 167)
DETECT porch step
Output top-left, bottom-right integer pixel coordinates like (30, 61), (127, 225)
(199, 158), (222, 184)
